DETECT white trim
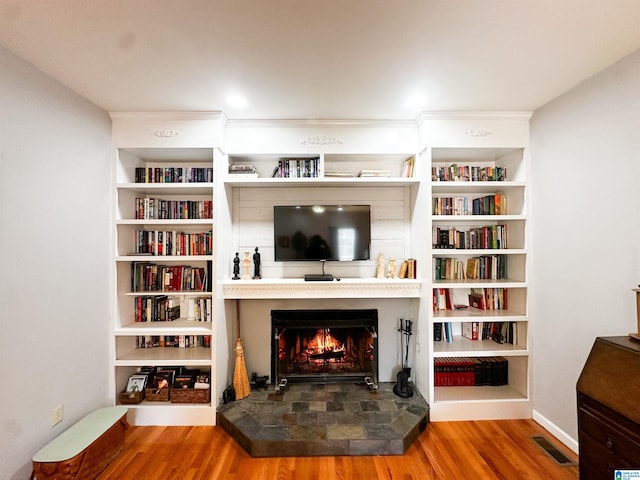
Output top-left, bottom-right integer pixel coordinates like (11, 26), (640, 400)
(532, 409), (579, 454)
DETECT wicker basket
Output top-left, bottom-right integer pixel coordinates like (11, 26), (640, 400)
(170, 387), (210, 403)
(145, 387), (170, 402)
(118, 390), (144, 405)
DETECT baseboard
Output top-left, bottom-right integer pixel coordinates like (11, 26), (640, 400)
(532, 409), (579, 454)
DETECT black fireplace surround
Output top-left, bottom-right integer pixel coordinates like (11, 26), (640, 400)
(271, 309), (379, 386)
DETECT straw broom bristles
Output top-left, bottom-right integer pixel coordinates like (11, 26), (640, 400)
(233, 300), (251, 400)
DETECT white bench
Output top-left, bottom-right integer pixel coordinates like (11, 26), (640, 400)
(31, 406), (128, 480)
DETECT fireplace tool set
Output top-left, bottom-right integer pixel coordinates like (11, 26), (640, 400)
(393, 318), (414, 398)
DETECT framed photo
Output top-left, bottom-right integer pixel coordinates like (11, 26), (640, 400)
(126, 374), (148, 393)
(154, 368), (177, 389)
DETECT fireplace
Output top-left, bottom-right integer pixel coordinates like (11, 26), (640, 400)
(271, 309), (378, 387)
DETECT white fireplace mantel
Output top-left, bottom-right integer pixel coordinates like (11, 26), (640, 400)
(222, 278), (421, 299)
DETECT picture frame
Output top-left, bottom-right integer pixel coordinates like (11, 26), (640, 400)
(126, 374), (148, 393)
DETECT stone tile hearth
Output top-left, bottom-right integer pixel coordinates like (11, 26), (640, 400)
(217, 382), (429, 457)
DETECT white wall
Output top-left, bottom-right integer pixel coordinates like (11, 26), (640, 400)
(0, 45), (112, 479)
(530, 48), (640, 449)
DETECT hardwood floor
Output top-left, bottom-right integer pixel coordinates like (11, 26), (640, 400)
(97, 420), (579, 480)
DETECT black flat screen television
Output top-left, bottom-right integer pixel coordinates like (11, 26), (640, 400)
(274, 205), (371, 262)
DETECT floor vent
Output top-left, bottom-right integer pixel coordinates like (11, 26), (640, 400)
(531, 435), (577, 466)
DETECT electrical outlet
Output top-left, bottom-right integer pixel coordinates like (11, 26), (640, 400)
(52, 405), (64, 427)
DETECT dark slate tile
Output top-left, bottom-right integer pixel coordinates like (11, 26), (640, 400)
(296, 412), (319, 426)
(365, 423), (403, 440)
(254, 426), (290, 441)
(289, 425), (327, 440)
(360, 400), (381, 411)
(291, 401), (309, 412)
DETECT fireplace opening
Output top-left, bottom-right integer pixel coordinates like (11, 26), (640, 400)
(271, 309), (378, 385)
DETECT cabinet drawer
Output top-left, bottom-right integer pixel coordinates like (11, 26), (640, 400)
(579, 429), (632, 476)
(579, 406), (640, 466)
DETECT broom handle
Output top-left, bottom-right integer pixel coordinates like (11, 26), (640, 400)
(236, 299), (241, 338)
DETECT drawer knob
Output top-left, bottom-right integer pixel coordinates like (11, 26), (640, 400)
(606, 436), (614, 449)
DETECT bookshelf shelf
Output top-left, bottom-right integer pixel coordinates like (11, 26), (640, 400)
(434, 385), (528, 403)
(224, 176), (420, 187)
(114, 346), (213, 364)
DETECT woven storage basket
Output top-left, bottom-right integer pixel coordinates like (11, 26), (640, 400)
(118, 390), (144, 405)
(170, 387), (210, 403)
(145, 387), (170, 402)
(31, 410), (127, 480)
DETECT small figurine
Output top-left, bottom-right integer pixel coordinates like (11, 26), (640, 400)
(242, 251), (251, 280)
(252, 247), (261, 279)
(387, 257), (397, 279)
(232, 252), (240, 280)
(376, 252), (385, 279)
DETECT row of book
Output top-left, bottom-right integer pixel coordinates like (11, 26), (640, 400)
(135, 197), (213, 220)
(131, 262), (209, 292)
(433, 255), (508, 281)
(469, 288), (509, 310)
(434, 356), (508, 386)
(134, 230), (212, 256)
(432, 164), (507, 182)
(135, 335), (211, 349)
(134, 295), (212, 322)
(460, 321), (518, 345)
(134, 295), (180, 322)
(398, 258), (417, 279)
(433, 224), (508, 250)
(433, 287), (509, 311)
(401, 156), (415, 177)
(134, 167), (213, 184)
(272, 158), (320, 178)
(432, 194), (508, 216)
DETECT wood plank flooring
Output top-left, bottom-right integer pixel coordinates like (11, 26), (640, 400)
(97, 420), (579, 480)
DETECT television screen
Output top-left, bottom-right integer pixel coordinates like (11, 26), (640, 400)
(274, 205), (371, 261)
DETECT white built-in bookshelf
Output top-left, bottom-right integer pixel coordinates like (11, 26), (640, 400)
(111, 146), (217, 426)
(426, 144), (532, 421)
(109, 112), (532, 425)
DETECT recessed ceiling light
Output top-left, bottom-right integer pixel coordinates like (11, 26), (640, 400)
(405, 93), (426, 109)
(226, 95), (248, 108)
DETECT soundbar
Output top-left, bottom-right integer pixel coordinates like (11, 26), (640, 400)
(304, 274), (334, 282)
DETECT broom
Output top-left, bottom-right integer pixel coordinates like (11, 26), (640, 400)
(233, 299), (251, 399)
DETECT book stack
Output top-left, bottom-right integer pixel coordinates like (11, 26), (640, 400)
(434, 356), (508, 386)
(228, 164), (258, 178)
(398, 258), (417, 279)
(357, 169), (391, 177)
(324, 170), (353, 178)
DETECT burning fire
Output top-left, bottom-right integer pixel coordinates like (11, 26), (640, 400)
(309, 328), (343, 354)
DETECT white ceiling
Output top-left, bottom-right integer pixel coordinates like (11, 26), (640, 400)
(2, 0), (640, 121)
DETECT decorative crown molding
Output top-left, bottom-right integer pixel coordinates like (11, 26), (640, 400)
(153, 129), (179, 138)
(300, 135), (344, 145)
(464, 129), (491, 137)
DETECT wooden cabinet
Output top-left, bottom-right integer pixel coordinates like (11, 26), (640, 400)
(577, 336), (640, 478)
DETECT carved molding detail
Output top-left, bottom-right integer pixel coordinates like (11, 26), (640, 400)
(153, 129), (179, 138)
(300, 135), (344, 145)
(464, 129), (491, 137)
(223, 280), (421, 299)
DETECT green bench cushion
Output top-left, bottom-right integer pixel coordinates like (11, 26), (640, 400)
(33, 406), (128, 462)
